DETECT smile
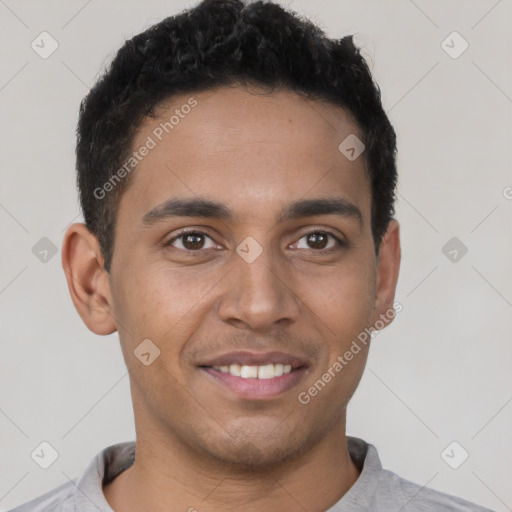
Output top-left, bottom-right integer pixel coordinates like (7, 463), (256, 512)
(212, 363), (293, 379)
(201, 365), (308, 399)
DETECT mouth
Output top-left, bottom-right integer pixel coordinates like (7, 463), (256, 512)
(198, 351), (309, 399)
(211, 362), (294, 379)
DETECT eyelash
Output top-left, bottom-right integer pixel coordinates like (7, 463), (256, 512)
(163, 228), (345, 254)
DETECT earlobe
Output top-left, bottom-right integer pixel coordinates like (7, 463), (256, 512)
(61, 223), (117, 335)
(373, 219), (401, 327)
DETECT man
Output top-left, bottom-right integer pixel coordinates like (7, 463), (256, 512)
(10, 0), (495, 510)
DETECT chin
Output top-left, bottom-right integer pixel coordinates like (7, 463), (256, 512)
(197, 423), (314, 470)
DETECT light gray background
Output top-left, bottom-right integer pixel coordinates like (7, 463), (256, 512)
(1, 0), (511, 510)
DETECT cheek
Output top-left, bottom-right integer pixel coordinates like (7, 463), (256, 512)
(297, 264), (375, 406)
(298, 257), (376, 334)
(113, 263), (220, 344)
(295, 257), (376, 394)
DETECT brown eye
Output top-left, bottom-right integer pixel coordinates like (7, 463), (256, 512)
(294, 231), (343, 251)
(182, 233), (205, 250)
(307, 232), (328, 249)
(166, 231), (217, 251)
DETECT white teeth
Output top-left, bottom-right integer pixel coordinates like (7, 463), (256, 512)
(213, 363), (294, 379)
(229, 364), (241, 376)
(257, 364), (275, 380)
(240, 365), (258, 378)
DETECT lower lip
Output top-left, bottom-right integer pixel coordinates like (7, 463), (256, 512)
(201, 367), (308, 399)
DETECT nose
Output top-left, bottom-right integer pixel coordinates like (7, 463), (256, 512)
(217, 247), (301, 331)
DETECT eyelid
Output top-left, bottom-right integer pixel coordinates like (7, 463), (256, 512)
(291, 228), (346, 250)
(163, 228), (220, 250)
(163, 226), (347, 252)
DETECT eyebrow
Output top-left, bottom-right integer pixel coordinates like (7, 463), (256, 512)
(140, 196), (363, 228)
(278, 197), (362, 226)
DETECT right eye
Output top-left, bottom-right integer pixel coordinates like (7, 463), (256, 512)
(164, 230), (220, 252)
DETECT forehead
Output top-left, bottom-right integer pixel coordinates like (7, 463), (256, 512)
(117, 85), (370, 226)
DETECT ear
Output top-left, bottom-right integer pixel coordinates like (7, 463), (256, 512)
(61, 223), (117, 335)
(372, 219), (401, 327)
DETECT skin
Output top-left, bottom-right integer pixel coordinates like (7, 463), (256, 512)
(62, 84), (400, 512)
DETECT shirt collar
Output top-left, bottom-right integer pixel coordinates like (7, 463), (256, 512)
(73, 441), (135, 511)
(71, 437), (380, 511)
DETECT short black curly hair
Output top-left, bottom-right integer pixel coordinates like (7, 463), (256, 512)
(76, 0), (397, 273)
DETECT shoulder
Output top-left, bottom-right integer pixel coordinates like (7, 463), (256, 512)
(377, 468), (496, 511)
(343, 437), (496, 512)
(7, 441), (135, 512)
(6, 479), (76, 512)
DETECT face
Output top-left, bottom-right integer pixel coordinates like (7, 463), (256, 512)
(70, 85), (400, 468)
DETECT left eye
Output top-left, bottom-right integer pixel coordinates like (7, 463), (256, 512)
(166, 231), (218, 251)
(294, 231), (342, 250)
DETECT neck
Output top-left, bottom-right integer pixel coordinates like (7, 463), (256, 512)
(104, 418), (360, 512)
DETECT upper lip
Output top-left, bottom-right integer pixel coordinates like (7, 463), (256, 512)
(198, 351), (309, 369)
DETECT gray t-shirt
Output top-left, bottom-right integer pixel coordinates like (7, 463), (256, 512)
(8, 437), (495, 511)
